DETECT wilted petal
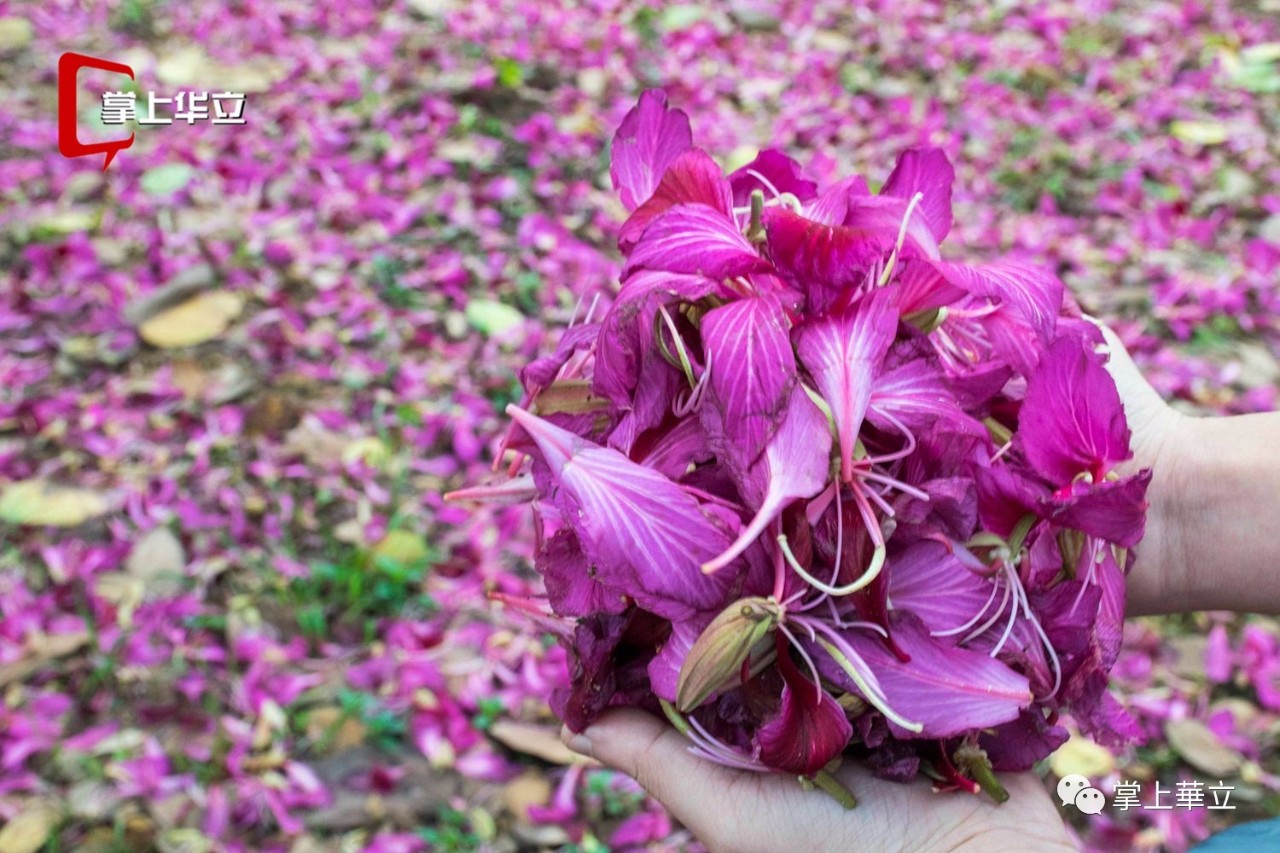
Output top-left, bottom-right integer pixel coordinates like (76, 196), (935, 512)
(539, 528), (628, 618)
(794, 287), (898, 482)
(626, 204), (772, 280)
(879, 146), (955, 243)
(620, 149), (733, 251)
(975, 463), (1046, 539)
(610, 89), (693, 211)
(699, 296), (798, 472)
(519, 323), (600, 392)
(1017, 335), (1132, 485)
(757, 636), (852, 775)
(978, 710), (1069, 772)
(1205, 624), (1233, 684)
(509, 406), (736, 619)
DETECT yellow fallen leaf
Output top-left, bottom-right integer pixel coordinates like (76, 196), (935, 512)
(1049, 732), (1115, 779)
(341, 437), (392, 469)
(0, 800), (60, 853)
(0, 18), (34, 52)
(1170, 120), (1229, 145)
(722, 144), (759, 175)
(138, 292), (244, 348)
(367, 529), (430, 570)
(0, 481), (109, 527)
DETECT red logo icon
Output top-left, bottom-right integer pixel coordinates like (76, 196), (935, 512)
(58, 52), (135, 171)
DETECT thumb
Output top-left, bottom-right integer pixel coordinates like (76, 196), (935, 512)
(561, 708), (748, 837)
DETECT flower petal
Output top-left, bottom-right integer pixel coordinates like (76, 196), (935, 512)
(829, 614), (1032, 738)
(702, 386), (832, 573)
(1044, 471), (1151, 547)
(620, 149), (733, 251)
(593, 271), (723, 409)
(699, 295), (798, 473)
(757, 636), (852, 775)
(610, 89), (693, 211)
(794, 287), (898, 481)
(510, 406), (737, 619)
(539, 527), (628, 617)
(625, 203), (772, 280)
(728, 149), (819, 208)
(1017, 335), (1132, 485)
(887, 541), (996, 638)
(879, 146), (955, 243)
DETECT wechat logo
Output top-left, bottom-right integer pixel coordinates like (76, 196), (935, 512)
(1057, 774), (1106, 815)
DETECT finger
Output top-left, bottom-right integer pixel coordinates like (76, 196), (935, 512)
(560, 708), (750, 838)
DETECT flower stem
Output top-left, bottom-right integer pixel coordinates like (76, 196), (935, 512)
(955, 744), (1009, 804)
(810, 769), (858, 809)
(747, 189), (766, 242)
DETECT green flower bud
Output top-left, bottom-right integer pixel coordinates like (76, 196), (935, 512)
(676, 596), (780, 712)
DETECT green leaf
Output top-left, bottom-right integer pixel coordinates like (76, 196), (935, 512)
(1169, 120), (1229, 145)
(660, 5), (707, 31)
(140, 163), (195, 195)
(494, 57), (524, 88)
(465, 299), (524, 335)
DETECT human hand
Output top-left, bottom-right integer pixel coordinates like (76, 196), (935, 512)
(1095, 321), (1280, 615)
(1091, 321), (1189, 616)
(563, 708), (1076, 853)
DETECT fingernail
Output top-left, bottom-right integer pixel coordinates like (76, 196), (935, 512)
(567, 732), (593, 757)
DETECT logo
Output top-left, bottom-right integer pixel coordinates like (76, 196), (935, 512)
(1057, 774), (1236, 814)
(57, 51), (248, 172)
(57, 52), (134, 172)
(1058, 773), (1106, 815)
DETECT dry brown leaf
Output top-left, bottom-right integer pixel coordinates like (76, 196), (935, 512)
(245, 393), (301, 436)
(95, 573), (146, 627)
(0, 800), (61, 853)
(138, 292), (244, 348)
(305, 706), (367, 752)
(124, 265), (216, 326)
(0, 480), (109, 527)
(488, 720), (584, 766)
(156, 47), (280, 93)
(1166, 718), (1244, 778)
(502, 770), (552, 821)
(126, 527), (187, 596)
(0, 631), (90, 688)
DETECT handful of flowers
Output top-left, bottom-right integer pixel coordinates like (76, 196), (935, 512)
(452, 91), (1151, 804)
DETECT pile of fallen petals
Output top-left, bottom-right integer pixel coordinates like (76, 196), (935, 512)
(455, 92), (1152, 801)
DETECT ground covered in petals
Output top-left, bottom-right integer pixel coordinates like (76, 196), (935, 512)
(1, 1), (1278, 851)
